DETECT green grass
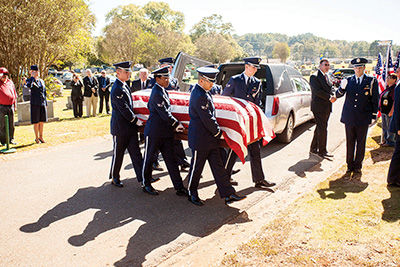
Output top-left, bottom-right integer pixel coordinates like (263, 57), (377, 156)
(0, 89), (111, 156)
(222, 124), (400, 266)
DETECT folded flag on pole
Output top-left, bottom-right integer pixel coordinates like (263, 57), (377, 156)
(132, 89), (275, 163)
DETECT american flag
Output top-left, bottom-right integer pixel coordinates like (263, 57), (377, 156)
(375, 53), (385, 93)
(394, 51), (400, 72)
(132, 89), (275, 163)
(387, 49), (394, 75)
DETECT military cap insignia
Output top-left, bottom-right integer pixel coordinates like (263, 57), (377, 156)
(356, 58), (360, 63)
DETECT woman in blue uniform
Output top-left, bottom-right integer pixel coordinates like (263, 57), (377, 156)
(26, 65), (47, 144)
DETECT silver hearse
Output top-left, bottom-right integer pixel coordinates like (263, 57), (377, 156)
(173, 53), (314, 143)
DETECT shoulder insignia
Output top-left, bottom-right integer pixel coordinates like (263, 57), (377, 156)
(201, 103), (209, 110)
(117, 95), (123, 99)
(157, 101), (165, 107)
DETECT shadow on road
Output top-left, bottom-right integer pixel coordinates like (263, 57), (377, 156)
(19, 179), (252, 266)
(369, 146), (395, 164)
(381, 186), (400, 222)
(317, 173), (368, 199)
(288, 154), (323, 178)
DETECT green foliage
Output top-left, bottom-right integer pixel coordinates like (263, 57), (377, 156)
(273, 42), (290, 63)
(99, 2), (193, 67)
(44, 76), (64, 99)
(236, 33), (400, 62)
(194, 34), (243, 63)
(0, 0), (94, 90)
(190, 14), (234, 41)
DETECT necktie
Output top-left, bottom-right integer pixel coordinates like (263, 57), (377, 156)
(357, 77), (361, 85)
(142, 81), (145, 90)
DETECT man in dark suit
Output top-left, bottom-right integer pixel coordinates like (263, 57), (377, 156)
(222, 57), (276, 188)
(309, 58), (336, 158)
(387, 67), (400, 187)
(131, 68), (151, 92)
(335, 57), (379, 175)
(187, 67), (246, 206)
(109, 61), (143, 188)
(97, 70), (111, 114)
(141, 66), (188, 196)
(83, 69), (99, 117)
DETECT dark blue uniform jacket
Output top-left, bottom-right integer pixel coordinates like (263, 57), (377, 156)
(148, 75), (179, 91)
(390, 83), (400, 133)
(144, 83), (179, 138)
(222, 73), (261, 106)
(336, 74), (379, 126)
(26, 77), (47, 106)
(110, 79), (138, 136)
(189, 84), (222, 151)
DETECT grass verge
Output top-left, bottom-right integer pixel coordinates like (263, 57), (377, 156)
(0, 90), (110, 156)
(222, 125), (400, 266)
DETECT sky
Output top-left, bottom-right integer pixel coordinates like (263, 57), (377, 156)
(88, 0), (399, 45)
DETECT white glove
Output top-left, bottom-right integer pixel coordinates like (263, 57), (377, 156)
(340, 79), (348, 89)
(176, 123), (184, 132)
(136, 119), (143, 127)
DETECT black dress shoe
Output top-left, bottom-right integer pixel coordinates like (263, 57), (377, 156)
(225, 193), (246, 204)
(176, 187), (189, 196)
(255, 180), (276, 188)
(318, 152), (334, 158)
(152, 163), (163, 171)
(188, 195), (204, 206)
(150, 177), (160, 183)
(142, 185), (159, 195)
(231, 169), (241, 175)
(230, 178), (238, 186)
(111, 178), (124, 187)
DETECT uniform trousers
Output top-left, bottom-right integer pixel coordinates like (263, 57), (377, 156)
(310, 111), (331, 153)
(142, 135), (184, 189)
(153, 139), (188, 165)
(188, 148), (235, 198)
(387, 134), (400, 185)
(345, 124), (369, 170)
(98, 90), (110, 114)
(225, 141), (265, 182)
(84, 95), (98, 117)
(109, 133), (143, 182)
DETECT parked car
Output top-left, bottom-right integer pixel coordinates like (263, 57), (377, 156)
(60, 72), (73, 88)
(216, 63), (314, 143)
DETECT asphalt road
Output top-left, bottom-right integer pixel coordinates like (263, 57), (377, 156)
(0, 98), (345, 266)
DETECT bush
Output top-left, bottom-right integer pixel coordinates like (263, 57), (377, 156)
(44, 76), (64, 100)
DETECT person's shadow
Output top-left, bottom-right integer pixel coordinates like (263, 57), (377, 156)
(20, 179), (251, 266)
(381, 186), (400, 222)
(317, 173), (368, 199)
(288, 154), (323, 178)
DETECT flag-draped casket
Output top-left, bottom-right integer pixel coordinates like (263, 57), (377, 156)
(132, 89), (275, 163)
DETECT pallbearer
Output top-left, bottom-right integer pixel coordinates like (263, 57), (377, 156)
(187, 67), (246, 206)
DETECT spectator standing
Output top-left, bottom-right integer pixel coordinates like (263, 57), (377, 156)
(26, 65), (47, 144)
(70, 74), (84, 118)
(21, 77), (31, 102)
(131, 68), (151, 92)
(387, 67), (400, 187)
(0, 67), (17, 146)
(309, 59), (336, 158)
(83, 69), (99, 117)
(97, 70), (111, 114)
(380, 73), (397, 147)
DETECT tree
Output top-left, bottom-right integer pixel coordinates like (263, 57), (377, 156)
(194, 34), (243, 63)
(273, 42), (290, 63)
(0, 0), (94, 91)
(190, 14), (234, 41)
(99, 2), (194, 67)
